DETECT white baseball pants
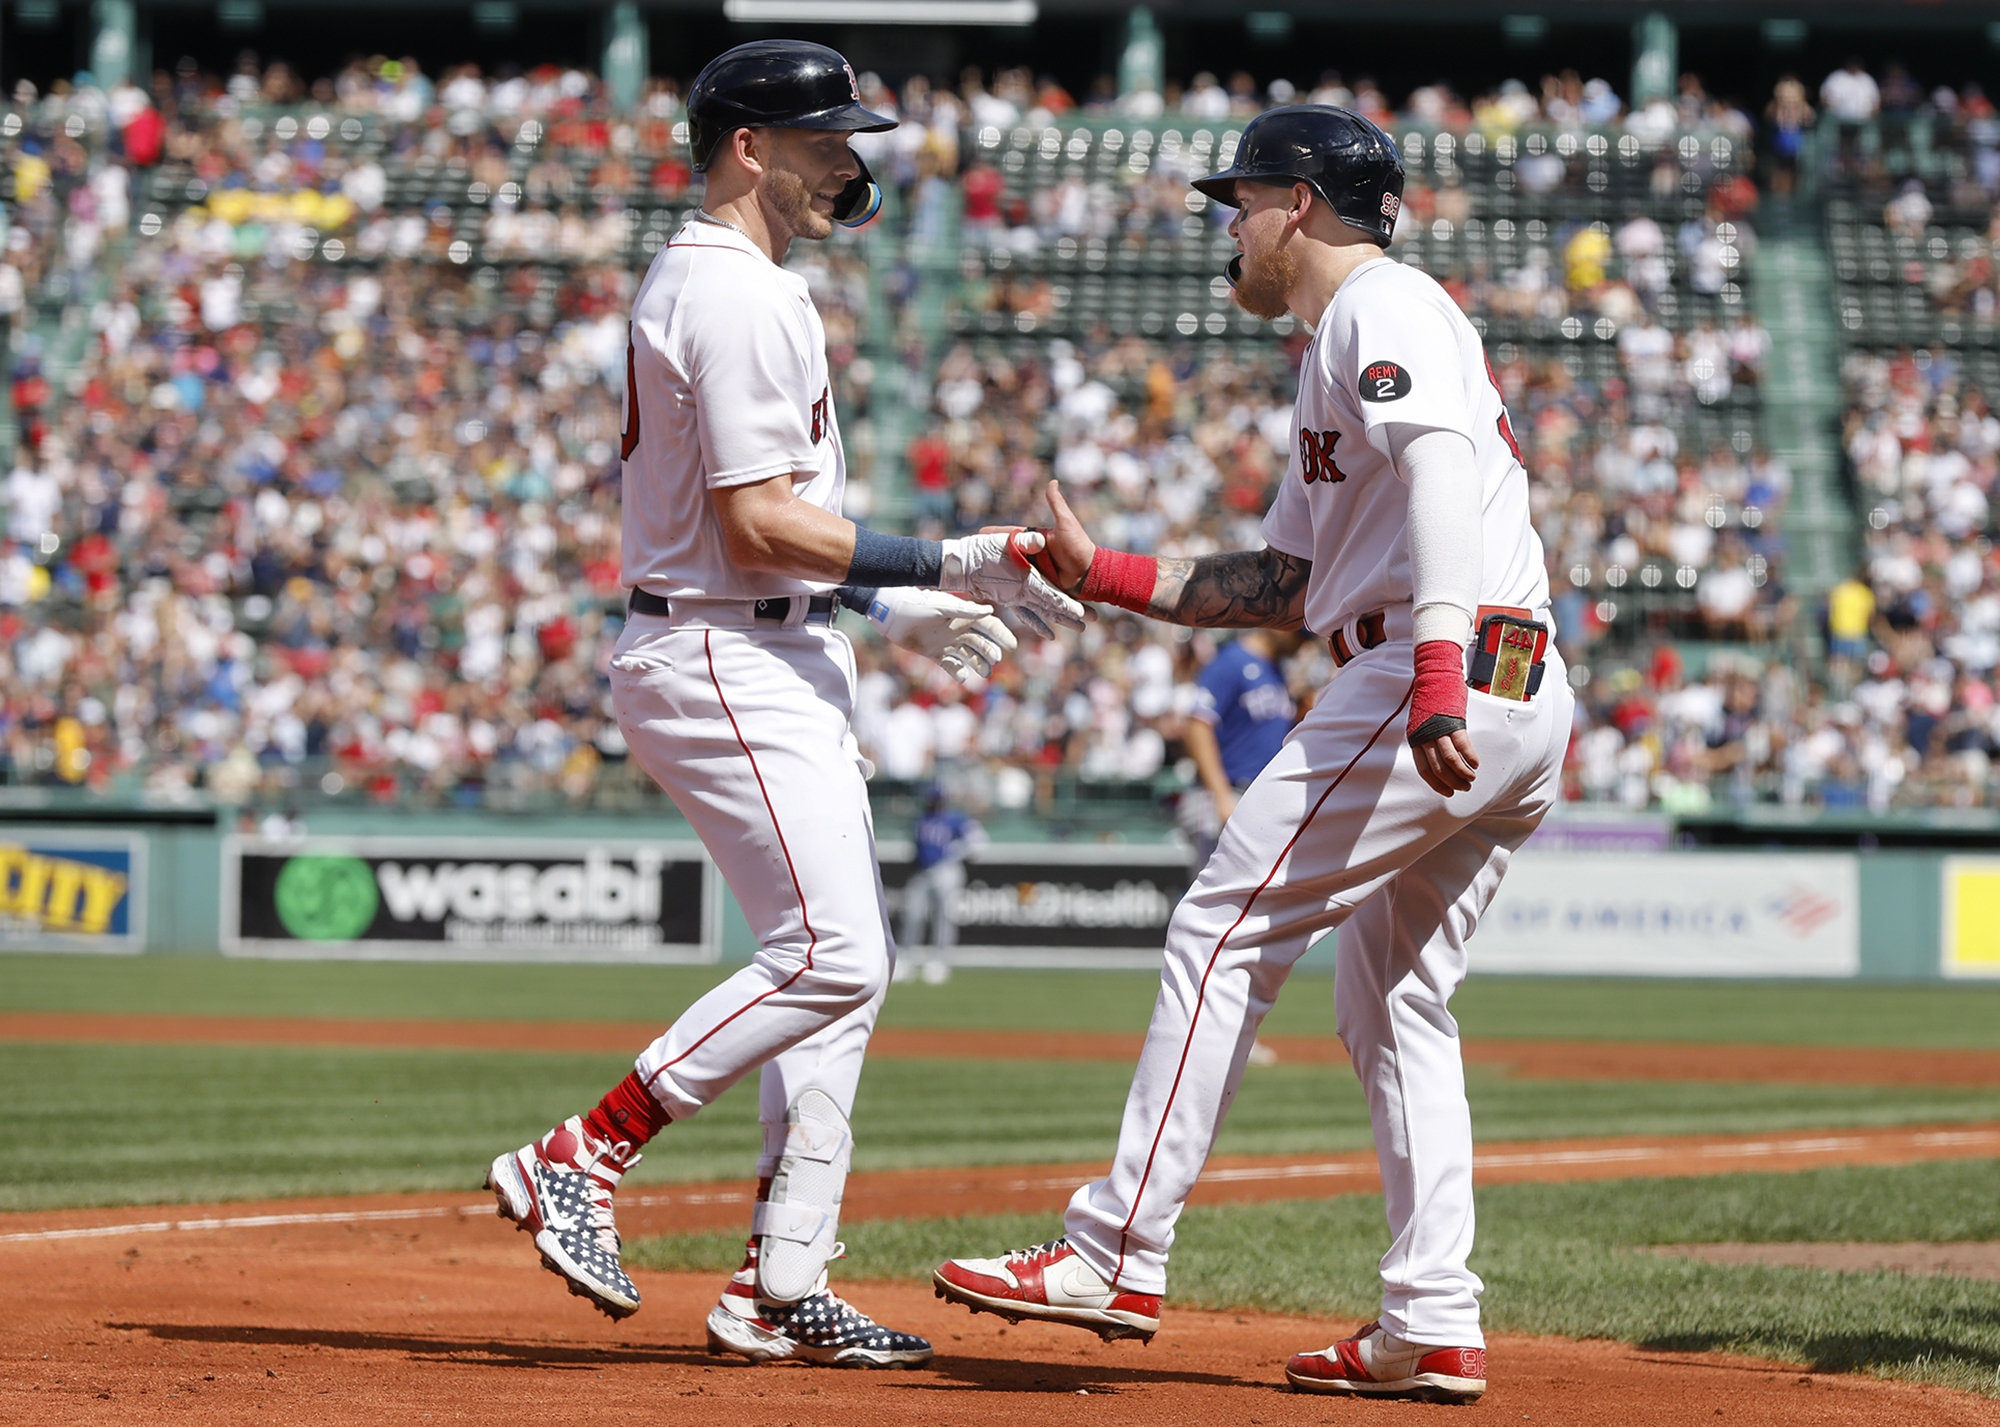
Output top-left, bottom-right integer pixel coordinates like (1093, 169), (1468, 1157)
(1063, 638), (1572, 1346)
(609, 609), (894, 1177)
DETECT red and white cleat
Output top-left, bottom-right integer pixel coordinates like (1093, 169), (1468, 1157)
(1285, 1320), (1486, 1402)
(932, 1237), (1160, 1343)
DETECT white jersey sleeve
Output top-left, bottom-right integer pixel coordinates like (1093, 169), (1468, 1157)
(1340, 298), (1475, 460)
(684, 280), (824, 489)
(1260, 450), (1313, 559)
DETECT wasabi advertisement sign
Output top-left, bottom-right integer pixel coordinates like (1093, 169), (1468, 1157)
(0, 828), (145, 952)
(222, 836), (717, 962)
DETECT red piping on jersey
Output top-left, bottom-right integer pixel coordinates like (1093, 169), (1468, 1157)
(1112, 688), (1411, 1284)
(645, 630), (818, 1087)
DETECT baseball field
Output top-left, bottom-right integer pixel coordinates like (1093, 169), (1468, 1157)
(5, 954), (2000, 1425)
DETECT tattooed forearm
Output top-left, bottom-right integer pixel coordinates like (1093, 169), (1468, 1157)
(1149, 547), (1313, 629)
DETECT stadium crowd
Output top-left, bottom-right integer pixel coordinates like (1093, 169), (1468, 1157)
(1556, 54), (2000, 820)
(0, 50), (1993, 814)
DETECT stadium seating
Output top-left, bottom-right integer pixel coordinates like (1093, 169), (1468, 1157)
(4, 58), (1987, 816)
(936, 112), (1776, 668)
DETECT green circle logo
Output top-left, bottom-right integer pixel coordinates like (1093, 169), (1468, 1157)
(273, 856), (379, 941)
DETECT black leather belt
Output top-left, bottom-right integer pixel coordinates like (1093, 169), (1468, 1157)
(764, 596), (836, 625)
(627, 589), (835, 625)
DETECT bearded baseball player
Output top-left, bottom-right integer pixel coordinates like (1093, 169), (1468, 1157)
(484, 39), (1083, 1368)
(933, 107), (1572, 1402)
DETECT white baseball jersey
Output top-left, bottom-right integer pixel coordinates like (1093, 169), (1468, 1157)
(620, 214), (845, 601)
(1261, 257), (1551, 635)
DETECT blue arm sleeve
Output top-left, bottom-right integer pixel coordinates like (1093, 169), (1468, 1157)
(846, 526), (944, 587)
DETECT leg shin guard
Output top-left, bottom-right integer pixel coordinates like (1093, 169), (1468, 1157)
(753, 1087), (852, 1304)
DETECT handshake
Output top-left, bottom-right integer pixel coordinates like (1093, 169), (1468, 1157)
(866, 484), (1103, 686)
(866, 530), (1083, 687)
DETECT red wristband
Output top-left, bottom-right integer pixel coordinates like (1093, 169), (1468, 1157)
(1408, 639), (1469, 746)
(1077, 546), (1159, 613)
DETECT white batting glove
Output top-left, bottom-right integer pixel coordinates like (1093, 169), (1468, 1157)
(866, 587), (1018, 686)
(939, 531), (1087, 638)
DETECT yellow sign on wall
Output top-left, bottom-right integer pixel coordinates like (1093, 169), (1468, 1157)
(0, 845), (128, 934)
(1941, 858), (2000, 978)
(0, 829), (144, 951)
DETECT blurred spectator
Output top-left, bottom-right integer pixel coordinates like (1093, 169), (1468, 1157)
(1821, 58), (1881, 125)
(1184, 73), (1229, 121)
(1821, 58), (1880, 173)
(1827, 568), (1876, 690)
(1879, 62), (1923, 153)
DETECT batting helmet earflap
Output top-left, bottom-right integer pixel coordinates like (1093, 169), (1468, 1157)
(831, 158), (884, 228)
(1193, 105), (1404, 251)
(687, 40), (897, 226)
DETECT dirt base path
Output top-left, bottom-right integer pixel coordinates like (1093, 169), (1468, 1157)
(8, 1123), (2000, 1247)
(3, 1211), (1993, 1427)
(7, 1011), (2000, 1086)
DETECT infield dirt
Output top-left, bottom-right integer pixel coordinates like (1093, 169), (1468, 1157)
(5, 1207), (1997, 1427)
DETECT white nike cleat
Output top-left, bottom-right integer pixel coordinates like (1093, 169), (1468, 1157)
(1285, 1320), (1487, 1402)
(932, 1236), (1161, 1343)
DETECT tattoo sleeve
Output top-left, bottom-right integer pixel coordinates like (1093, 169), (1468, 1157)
(1149, 547), (1314, 629)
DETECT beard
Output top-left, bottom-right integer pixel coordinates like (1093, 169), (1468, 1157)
(1232, 240), (1299, 321)
(765, 168), (834, 241)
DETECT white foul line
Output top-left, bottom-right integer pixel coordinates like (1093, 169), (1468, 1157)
(5, 1128), (1998, 1245)
(0, 1204), (491, 1245)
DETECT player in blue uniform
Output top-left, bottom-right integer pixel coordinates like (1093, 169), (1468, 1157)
(901, 785), (986, 951)
(1182, 630), (1308, 867)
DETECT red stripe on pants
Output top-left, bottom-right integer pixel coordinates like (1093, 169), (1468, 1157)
(1112, 691), (1410, 1281)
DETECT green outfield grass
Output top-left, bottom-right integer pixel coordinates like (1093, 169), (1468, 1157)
(628, 1160), (2000, 1398)
(8, 1038), (2000, 1212)
(7, 953), (2000, 1048)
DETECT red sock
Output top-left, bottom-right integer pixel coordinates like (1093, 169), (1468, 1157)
(582, 1071), (671, 1149)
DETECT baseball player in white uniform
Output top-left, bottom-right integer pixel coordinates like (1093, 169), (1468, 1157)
(934, 106), (1572, 1402)
(483, 40), (1083, 1368)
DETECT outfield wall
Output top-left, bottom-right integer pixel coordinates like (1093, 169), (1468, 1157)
(0, 809), (1989, 981)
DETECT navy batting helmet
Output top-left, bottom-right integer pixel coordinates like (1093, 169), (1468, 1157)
(687, 40), (898, 227)
(1193, 105), (1404, 257)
